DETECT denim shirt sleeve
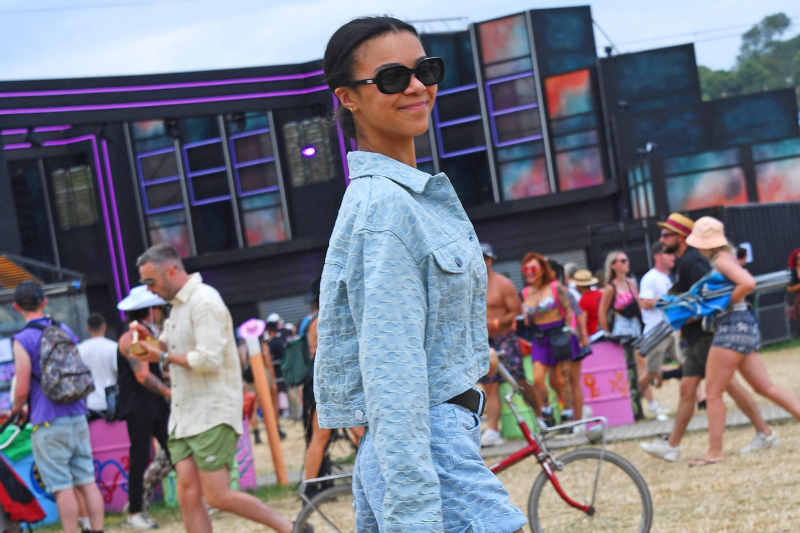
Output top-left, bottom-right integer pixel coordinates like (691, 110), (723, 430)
(348, 229), (443, 532)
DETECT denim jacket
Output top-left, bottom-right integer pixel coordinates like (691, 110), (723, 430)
(315, 151), (489, 532)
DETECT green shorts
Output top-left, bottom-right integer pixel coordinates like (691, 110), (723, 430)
(168, 424), (238, 472)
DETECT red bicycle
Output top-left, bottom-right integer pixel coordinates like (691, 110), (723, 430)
(293, 362), (653, 532)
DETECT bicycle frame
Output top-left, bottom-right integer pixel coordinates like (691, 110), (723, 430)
(488, 362), (610, 514)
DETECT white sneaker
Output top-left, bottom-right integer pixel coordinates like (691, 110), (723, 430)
(127, 512), (158, 529)
(480, 428), (506, 447)
(740, 430), (781, 455)
(648, 401), (670, 417)
(640, 437), (680, 462)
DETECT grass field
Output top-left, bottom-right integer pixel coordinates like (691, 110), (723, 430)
(84, 341), (800, 533)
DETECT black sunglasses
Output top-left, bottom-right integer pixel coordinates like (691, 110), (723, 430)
(347, 57), (445, 94)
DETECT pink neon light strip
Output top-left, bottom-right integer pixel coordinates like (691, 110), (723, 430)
(0, 70), (325, 98)
(102, 139), (130, 295)
(0, 85), (329, 115)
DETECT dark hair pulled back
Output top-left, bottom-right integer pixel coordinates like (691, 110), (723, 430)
(324, 16), (418, 139)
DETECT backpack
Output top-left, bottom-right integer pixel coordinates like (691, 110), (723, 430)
(26, 320), (95, 404)
(281, 313), (317, 387)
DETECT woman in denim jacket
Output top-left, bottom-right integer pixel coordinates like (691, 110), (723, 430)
(314, 16), (526, 533)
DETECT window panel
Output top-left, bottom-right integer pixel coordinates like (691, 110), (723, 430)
(662, 148), (741, 176)
(440, 121), (486, 156)
(478, 14), (530, 65)
(497, 141), (545, 163)
(489, 75), (537, 112)
(755, 157), (800, 202)
(436, 89), (482, 124)
(240, 192), (286, 247)
(666, 168), (747, 212)
(140, 150), (179, 182)
(192, 202), (237, 253)
(544, 69), (593, 119)
(751, 137), (800, 162)
(233, 132), (273, 163)
(190, 172), (230, 202)
(550, 114), (597, 136)
(494, 108), (541, 144)
(145, 180), (183, 210)
(415, 133), (432, 162)
(148, 210), (190, 258)
(500, 157), (550, 200)
(50, 165), (99, 230)
(185, 142), (226, 172)
(484, 57), (534, 79)
(552, 130), (598, 152)
(238, 163), (278, 193)
(556, 147), (604, 191)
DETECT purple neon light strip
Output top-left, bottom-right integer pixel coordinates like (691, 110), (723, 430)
(438, 115), (482, 128)
(1, 125), (71, 135)
(147, 205), (184, 215)
(492, 102), (539, 117)
(142, 175), (180, 186)
(332, 96), (350, 184)
(236, 157), (274, 169)
(0, 70), (326, 98)
(485, 71), (535, 86)
(440, 146), (488, 159)
(437, 83), (479, 96)
(3, 142), (32, 150)
(494, 135), (543, 148)
(0, 85), (329, 115)
(417, 157), (433, 163)
(187, 166), (227, 178)
(238, 185), (280, 198)
(102, 139), (130, 295)
(192, 195), (231, 206)
(228, 126), (271, 140)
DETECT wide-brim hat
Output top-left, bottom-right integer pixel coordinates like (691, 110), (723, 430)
(686, 216), (728, 250)
(238, 318), (266, 339)
(117, 285), (167, 311)
(657, 213), (694, 237)
(572, 269), (599, 287)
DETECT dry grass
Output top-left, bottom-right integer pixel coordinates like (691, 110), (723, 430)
(105, 346), (800, 532)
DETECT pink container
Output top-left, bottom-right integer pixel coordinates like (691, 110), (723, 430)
(237, 418), (257, 491)
(88, 419), (132, 513)
(579, 341), (635, 427)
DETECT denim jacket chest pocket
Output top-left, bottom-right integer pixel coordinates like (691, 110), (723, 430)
(429, 236), (483, 326)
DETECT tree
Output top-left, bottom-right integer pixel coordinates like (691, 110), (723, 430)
(699, 13), (800, 107)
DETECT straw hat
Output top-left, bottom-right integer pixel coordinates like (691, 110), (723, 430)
(657, 213), (694, 237)
(572, 269), (599, 287)
(685, 216), (728, 250)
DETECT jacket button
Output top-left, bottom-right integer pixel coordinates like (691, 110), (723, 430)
(355, 410), (364, 421)
(455, 257), (463, 267)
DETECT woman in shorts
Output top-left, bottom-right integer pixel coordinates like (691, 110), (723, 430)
(687, 217), (800, 466)
(313, 16), (526, 532)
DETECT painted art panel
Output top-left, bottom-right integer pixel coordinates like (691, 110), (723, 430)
(662, 148), (741, 176)
(545, 70), (593, 119)
(244, 207), (287, 246)
(556, 146), (604, 191)
(666, 168), (748, 212)
(751, 137), (800, 162)
(500, 158), (550, 200)
(148, 213), (190, 258)
(755, 157), (800, 202)
(478, 14), (530, 65)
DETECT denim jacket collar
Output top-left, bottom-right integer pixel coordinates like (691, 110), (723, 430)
(347, 151), (433, 194)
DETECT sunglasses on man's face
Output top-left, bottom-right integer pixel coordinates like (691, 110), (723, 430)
(347, 57), (445, 95)
(660, 231), (677, 238)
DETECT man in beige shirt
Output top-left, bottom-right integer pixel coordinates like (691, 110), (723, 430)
(132, 243), (300, 533)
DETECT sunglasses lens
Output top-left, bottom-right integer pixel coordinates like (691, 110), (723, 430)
(416, 58), (443, 85)
(377, 66), (411, 94)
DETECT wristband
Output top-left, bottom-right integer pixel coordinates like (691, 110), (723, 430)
(159, 351), (169, 366)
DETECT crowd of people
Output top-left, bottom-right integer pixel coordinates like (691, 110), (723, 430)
(5, 14), (800, 533)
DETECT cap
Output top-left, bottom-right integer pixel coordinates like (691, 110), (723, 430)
(657, 213), (694, 237)
(480, 242), (497, 260)
(685, 217), (728, 250)
(266, 312), (281, 323)
(14, 281), (44, 309)
(117, 285), (168, 311)
(305, 276), (321, 304)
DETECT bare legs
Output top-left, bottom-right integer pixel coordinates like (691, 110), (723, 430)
(175, 457), (293, 533)
(482, 382), (501, 431)
(635, 352), (655, 404)
(570, 360), (584, 420)
(304, 410), (332, 482)
(55, 482), (104, 533)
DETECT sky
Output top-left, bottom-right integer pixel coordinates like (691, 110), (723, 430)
(0, 0), (798, 81)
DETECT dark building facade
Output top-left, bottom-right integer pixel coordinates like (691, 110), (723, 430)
(2, 5), (798, 329)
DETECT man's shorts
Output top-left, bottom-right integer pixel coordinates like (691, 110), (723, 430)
(682, 333), (715, 379)
(353, 403), (527, 533)
(31, 415), (96, 493)
(479, 331), (525, 384)
(644, 331), (680, 375)
(168, 424), (238, 472)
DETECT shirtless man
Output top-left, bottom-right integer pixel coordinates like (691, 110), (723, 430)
(479, 242), (526, 447)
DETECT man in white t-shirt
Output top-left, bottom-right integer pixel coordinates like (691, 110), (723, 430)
(78, 313), (118, 414)
(637, 242), (677, 409)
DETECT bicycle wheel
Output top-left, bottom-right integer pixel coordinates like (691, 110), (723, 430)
(528, 447), (653, 533)
(292, 483), (355, 533)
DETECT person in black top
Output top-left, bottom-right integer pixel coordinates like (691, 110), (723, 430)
(640, 214), (775, 462)
(116, 287), (172, 529)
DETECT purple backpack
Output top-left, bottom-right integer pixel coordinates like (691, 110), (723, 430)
(26, 320), (95, 404)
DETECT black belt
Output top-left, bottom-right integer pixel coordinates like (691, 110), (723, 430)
(446, 388), (486, 417)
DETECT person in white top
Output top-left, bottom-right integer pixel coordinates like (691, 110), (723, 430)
(78, 313), (118, 414)
(637, 242), (676, 415)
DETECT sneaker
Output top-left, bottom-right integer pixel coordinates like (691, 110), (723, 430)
(127, 512), (158, 529)
(740, 430), (781, 455)
(480, 428), (505, 447)
(648, 401), (669, 417)
(640, 437), (680, 462)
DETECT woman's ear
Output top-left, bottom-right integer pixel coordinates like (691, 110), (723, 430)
(334, 87), (359, 113)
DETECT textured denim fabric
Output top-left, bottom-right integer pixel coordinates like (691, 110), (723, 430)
(315, 151), (491, 532)
(354, 403), (527, 533)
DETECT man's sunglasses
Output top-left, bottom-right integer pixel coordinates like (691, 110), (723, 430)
(347, 57), (445, 95)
